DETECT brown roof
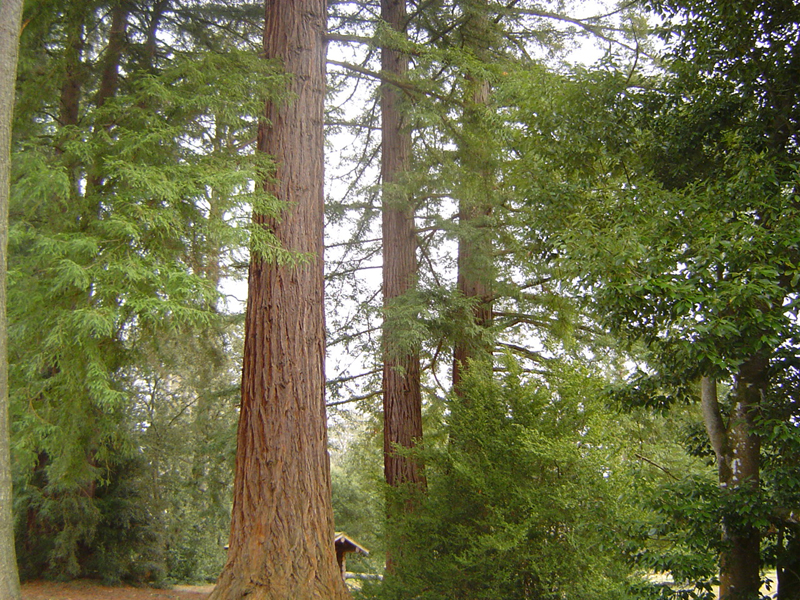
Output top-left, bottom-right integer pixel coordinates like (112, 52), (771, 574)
(334, 533), (369, 556)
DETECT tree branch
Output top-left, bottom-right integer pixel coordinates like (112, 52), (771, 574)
(327, 58), (457, 105)
(701, 376), (731, 478)
(325, 32), (373, 45)
(326, 390), (382, 408)
(635, 453), (679, 480)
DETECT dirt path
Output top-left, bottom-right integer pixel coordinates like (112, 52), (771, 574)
(21, 580), (213, 600)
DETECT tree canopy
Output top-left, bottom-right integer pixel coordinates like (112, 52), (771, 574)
(3, 1), (799, 599)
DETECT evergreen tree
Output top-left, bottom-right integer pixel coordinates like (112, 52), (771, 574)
(9, 0), (278, 581)
(0, 0), (24, 596)
(450, 0), (498, 397)
(209, 0), (349, 598)
(380, 0), (427, 566)
(370, 357), (646, 600)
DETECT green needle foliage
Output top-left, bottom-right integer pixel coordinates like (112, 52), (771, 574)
(7, 0), (284, 582)
(367, 357), (645, 600)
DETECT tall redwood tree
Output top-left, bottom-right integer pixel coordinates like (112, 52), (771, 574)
(209, 1), (348, 598)
(381, 0), (425, 502)
(452, 0), (495, 395)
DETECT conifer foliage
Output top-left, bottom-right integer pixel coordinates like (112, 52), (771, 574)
(1, 0), (25, 596)
(8, 0), (278, 582)
(6, 0), (800, 597)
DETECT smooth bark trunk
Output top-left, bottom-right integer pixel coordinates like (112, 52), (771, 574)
(0, 0), (24, 597)
(209, 1), (348, 599)
(702, 356), (766, 600)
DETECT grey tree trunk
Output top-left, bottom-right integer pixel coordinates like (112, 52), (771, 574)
(208, 1), (349, 599)
(701, 358), (765, 600)
(0, 0), (24, 597)
(718, 356), (764, 600)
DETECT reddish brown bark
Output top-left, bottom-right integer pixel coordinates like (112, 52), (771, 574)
(452, 4), (495, 395)
(58, 5), (86, 129)
(95, 2), (128, 110)
(88, 3), (128, 196)
(451, 191), (493, 394)
(381, 0), (425, 494)
(209, 1), (348, 599)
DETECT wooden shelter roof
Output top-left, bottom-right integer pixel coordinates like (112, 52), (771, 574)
(334, 532), (369, 556)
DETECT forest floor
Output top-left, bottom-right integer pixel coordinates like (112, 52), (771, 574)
(21, 580), (214, 600)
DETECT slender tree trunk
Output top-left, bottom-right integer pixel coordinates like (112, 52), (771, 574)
(778, 524), (800, 600)
(381, 0), (425, 498)
(209, 1), (348, 599)
(452, 1), (495, 395)
(718, 355), (765, 600)
(451, 192), (493, 394)
(95, 2), (128, 110)
(0, 0), (25, 597)
(702, 357), (766, 600)
(59, 5), (85, 129)
(381, 0), (425, 572)
(87, 3), (129, 197)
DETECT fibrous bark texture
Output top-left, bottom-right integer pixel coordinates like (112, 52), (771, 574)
(0, 0), (24, 598)
(209, 1), (348, 599)
(452, 3), (495, 395)
(381, 0), (425, 495)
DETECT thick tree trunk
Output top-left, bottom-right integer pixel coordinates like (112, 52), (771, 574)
(703, 355), (766, 600)
(209, 1), (348, 599)
(381, 0), (425, 497)
(0, 0), (24, 597)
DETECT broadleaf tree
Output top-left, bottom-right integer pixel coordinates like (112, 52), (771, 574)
(555, 1), (800, 597)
